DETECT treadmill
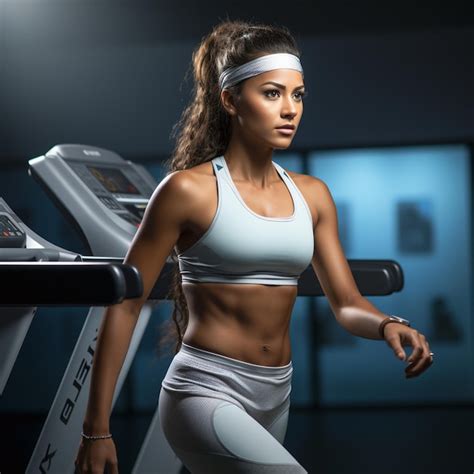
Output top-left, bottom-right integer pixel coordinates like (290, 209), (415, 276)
(28, 144), (404, 474)
(0, 197), (143, 474)
(28, 144), (181, 474)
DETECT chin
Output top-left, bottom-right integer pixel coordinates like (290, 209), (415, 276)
(272, 140), (293, 150)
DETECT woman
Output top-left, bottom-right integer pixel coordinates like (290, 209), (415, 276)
(75, 19), (434, 474)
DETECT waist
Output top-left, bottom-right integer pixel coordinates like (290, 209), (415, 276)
(182, 329), (292, 366)
(162, 341), (293, 412)
(180, 342), (293, 374)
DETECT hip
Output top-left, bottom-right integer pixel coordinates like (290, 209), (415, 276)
(161, 341), (293, 416)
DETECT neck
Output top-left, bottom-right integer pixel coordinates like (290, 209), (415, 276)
(224, 130), (278, 189)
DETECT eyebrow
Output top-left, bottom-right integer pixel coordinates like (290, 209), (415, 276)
(260, 81), (305, 90)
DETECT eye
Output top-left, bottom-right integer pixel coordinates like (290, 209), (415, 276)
(264, 89), (280, 99)
(263, 89), (308, 101)
(295, 90), (308, 100)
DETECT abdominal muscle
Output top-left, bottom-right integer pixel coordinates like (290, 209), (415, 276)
(181, 281), (297, 367)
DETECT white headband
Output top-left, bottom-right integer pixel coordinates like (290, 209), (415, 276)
(218, 53), (303, 91)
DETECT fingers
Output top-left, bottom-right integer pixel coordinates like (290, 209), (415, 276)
(405, 331), (424, 363)
(74, 438), (118, 474)
(75, 457), (118, 474)
(385, 327), (434, 378)
(385, 326), (410, 361)
(405, 332), (433, 378)
(387, 334), (407, 361)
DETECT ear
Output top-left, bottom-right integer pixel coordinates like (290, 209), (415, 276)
(220, 89), (238, 116)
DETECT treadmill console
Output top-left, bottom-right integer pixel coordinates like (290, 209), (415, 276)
(0, 212), (26, 248)
(68, 160), (154, 226)
(29, 144), (160, 257)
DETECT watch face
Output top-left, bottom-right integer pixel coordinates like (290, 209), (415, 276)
(392, 316), (409, 324)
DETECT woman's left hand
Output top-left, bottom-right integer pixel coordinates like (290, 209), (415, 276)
(383, 324), (434, 379)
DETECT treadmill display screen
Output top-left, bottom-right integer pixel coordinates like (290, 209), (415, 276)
(87, 166), (139, 195)
(0, 215), (22, 236)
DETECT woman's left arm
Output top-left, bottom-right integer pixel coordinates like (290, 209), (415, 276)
(307, 175), (434, 379)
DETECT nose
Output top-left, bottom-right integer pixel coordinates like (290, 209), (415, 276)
(280, 94), (298, 118)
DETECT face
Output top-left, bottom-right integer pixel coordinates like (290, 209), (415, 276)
(221, 69), (305, 150)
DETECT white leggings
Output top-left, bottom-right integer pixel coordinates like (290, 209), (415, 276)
(159, 342), (308, 473)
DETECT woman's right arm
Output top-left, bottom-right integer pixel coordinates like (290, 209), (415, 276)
(76, 170), (193, 473)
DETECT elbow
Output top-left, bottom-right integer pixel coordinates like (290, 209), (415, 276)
(333, 293), (365, 324)
(117, 297), (145, 320)
(333, 294), (387, 339)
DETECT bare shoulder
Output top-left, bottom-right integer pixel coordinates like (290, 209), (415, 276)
(176, 160), (216, 205)
(286, 169), (332, 227)
(146, 161), (215, 227)
(286, 169), (326, 189)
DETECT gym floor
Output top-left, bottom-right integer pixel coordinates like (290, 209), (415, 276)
(3, 404), (472, 473)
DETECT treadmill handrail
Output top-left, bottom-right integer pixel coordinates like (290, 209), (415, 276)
(0, 262), (143, 306)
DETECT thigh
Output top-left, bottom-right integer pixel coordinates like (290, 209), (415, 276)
(265, 404), (290, 445)
(158, 388), (307, 474)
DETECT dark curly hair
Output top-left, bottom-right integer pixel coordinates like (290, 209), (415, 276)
(156, 18), (301, 357)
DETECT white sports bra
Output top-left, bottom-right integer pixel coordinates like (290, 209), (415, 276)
(177, 155), (314, 285)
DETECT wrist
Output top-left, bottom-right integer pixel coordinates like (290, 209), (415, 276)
(81, 431), (113, 441)
(379, 315), (411, 339)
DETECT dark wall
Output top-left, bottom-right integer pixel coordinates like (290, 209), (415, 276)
(0, 3), (472, 163)
(299, 28), (473, 148)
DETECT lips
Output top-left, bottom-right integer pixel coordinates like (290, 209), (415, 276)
(276, 125), (295, 130)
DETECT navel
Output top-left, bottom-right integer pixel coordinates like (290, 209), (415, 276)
(262, 345), (270, 353)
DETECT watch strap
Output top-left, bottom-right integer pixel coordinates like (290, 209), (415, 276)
(379, 316), (410, 339)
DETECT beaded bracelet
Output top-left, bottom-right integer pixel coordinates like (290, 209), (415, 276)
(81, 431), (113, 441)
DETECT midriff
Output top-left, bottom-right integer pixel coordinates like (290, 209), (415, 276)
(181, 281), (298, 367)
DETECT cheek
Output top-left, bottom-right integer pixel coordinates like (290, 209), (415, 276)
(243, 100), (276, 128)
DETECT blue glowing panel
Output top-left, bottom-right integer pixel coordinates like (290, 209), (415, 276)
(308, 144), (472, 405)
